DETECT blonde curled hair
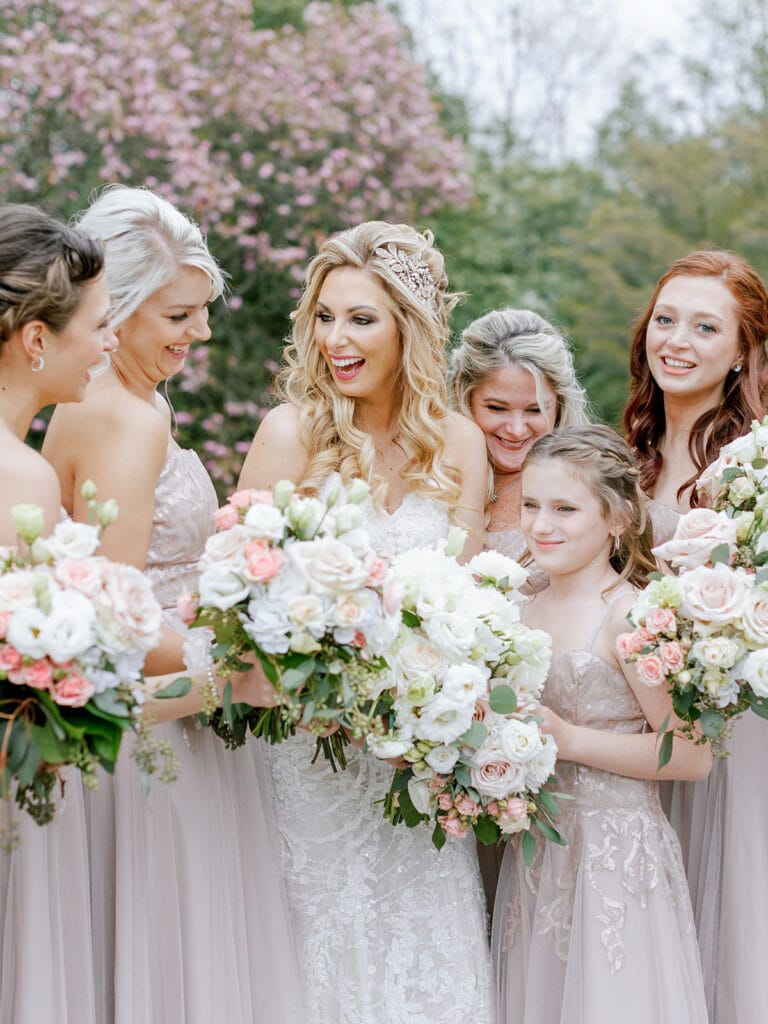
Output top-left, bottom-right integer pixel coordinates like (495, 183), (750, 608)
(278, 221), (462, 507)
(524, 425), (657, 590)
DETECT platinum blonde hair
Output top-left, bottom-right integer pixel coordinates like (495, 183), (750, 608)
(449, 308), (590, 427)
(75, 185), (225, 328)
(278, 221), (462, 508)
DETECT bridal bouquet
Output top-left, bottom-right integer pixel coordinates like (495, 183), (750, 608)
(179, 479), (402, 768)
(371, 544), (563, 860)
(619, 419), (768, 763)
(0, 494), (164, 849)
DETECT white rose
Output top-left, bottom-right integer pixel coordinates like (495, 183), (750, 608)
(425, 744), (461, 773)
(680, 563), (749, 627)
(45, 520), (101, 560)
(690, 636), (741, 670)
(99, 563), (163, 651)
(289, 538), (368, 594)
(54, 557), (104, 597)
(286, 593), (329, 635)
(200, 525), (249, 568)
(0, 569), (38, 611)
(242, 503), (286, 542)
(739, 648), (768, 698)
(469, 744), (527, 800)
(742, 587), (768, 644)
(653, 509), (739, 570)
(198, 565), (251, 611)
(396, 635), (451, 679)
(415, 690), (476, 745)
(243, 596), (292, 653)
(40, 592), (97, 662)
(721, 432), (759, 464)
(5, 606), (48, 658)
(495, 717), (545, 764)
(523, 732), (558, 791)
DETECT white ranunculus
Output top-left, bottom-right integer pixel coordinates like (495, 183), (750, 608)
(40, 592), (96, 662)
(414, 689), (476, 745)
(0, 569), (38, 611)
(198, 565), (251, 611)
(495, 716), (545, 764)
(425, 744), (461, 773)
(690, 636), (742, 670)
(738, 648), (768, 698)
(289, 538), (368, 594)
(6, 606), (49, 658)
(242, 503), (286, 542)
(45, 520), (101, 560)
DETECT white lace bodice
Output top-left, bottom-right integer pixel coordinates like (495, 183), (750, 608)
(264, 482), (494, 1024)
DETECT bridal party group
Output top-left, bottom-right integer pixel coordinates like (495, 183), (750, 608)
(1, 184), (767, 1024)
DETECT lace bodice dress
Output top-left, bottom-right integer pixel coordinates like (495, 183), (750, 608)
(85, 445), (304, 1024)
(263, 482), (494, 1024)
(491, 606), (708, 1023)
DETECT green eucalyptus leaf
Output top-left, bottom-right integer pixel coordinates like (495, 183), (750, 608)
(153, 676), (193, 699)
(489, 684), (517, 715)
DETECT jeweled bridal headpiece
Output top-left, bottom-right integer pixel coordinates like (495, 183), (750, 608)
(374, 243), (438, 306)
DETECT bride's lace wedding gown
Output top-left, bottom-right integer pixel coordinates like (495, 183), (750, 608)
(263, 484), (494, 1024)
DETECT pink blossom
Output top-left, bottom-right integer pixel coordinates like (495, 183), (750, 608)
(176, 589), (199, 625)
(644, 607), (677, 635)
(616, 631), (644, 658)
(0, 644), (23, 673)
(659, 641), (685, 674)
(635, 654), (666, 687)
(52, 673), (94, 707)
(25, 658), (54, 690)
(215, 504), (240, 530)
(363, 555), (387, 588)
(441, 815), (469, 838)
(243, 539), (284, 583)
(229, 489), (273, 509)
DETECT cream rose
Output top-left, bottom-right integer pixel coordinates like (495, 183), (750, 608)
(289, 538), (368, 594)
(680, 563), (749, 627)
(98, 563), (163, 651)
(653, 509), (738, 570)
(469, 745), (526, 800)
(741, 588), (768, 644)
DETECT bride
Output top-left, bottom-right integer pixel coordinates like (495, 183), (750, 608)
(238, 221), (494, 1023)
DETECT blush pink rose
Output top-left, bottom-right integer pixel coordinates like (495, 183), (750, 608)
(0, 644), (23, 673)
(243, 540), (284, 583)
(215, 504), (240, 530)
(176, 589), (199, 625)
(54, 558), (104, 597)
(659, 641), (685, 674)
(25, 659), (54, 690)
(454, 793), (482, 817)
(653, 508), (738, 569)
(441, 815), (469, 838)
(52, 673), (94, 707)
(485, 800), (500, 817)
(616, 631), (644, 658)
(229, 489), (273, 509)
(635, 653), (666, 686)
(470, 748), (526, 800)
(644, 608), (677, 635)
(498, 797), (531, 834)
(437, 793), (453, 811)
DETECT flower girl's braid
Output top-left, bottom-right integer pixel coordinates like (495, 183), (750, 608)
(525, 425), (658, 589)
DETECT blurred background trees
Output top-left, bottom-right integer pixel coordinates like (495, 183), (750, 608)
(2, 0), (767, 492)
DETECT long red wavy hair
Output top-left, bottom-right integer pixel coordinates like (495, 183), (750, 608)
(623, 250), (768, 505)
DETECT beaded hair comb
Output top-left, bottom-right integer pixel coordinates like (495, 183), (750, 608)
(374, 243), (437, 306)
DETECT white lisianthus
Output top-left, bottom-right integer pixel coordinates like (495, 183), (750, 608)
(690, 636), (742, 670)
(272, 479), (296, 510)
(11, 503), (45, 544)
(441, 662), (490, 703)
(243, 503), (286, 542)
(198, 565), (251, 611)
(414, 690), (475, 745)
(285, 497), (324, 535)
(496, 716), (545, 764)
(395, 673), (437, 709)
(468, 550), (529, 593)
(367, 729), (414, 760)
(425, 744), (461, 773)
(45, 520), (101, 560)
(407, 777), (434, 815)
(739, 648), (768, 698)
(329, 504), (363, 536)
(443, 525), (467, 559)
(522, 732), (558, 791)
(0, 569), (38, 611)
(346, 479), (371, 504)
(6, 606), (49, 658)
(40, 591), (96, 662)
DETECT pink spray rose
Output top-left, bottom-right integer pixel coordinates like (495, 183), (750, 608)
(52, 673), (94, 707)
(635, 653), (666, 686)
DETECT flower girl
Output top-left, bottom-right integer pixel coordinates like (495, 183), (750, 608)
(491, 425), (709, 1024)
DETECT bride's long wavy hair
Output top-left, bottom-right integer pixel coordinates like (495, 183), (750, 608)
(623, 250), (768, 506)
(277, 221), (462, 508)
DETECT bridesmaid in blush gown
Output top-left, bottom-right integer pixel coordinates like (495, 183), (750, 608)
(0, 205), (115, 1023)
(43, 186), (304, 1024)
(492, 426), (709, 1024)
(623, 249), (768, 1023)
(448, 308), (591, 910)
(238, 221), (494, 1024)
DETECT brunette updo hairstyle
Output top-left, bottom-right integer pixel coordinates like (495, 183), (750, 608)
(623, 250), (768, 504)
(0, 204), (104, 346)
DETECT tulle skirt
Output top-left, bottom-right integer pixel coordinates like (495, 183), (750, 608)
(86, 721), (305, 1024)
(0, 770), (97, 1024)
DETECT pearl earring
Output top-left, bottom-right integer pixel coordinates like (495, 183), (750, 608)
(31, 355), (45, 373)
(732, 362), (743, 372)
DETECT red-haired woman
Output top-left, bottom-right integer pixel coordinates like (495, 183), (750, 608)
(624, 249), (768, 1024)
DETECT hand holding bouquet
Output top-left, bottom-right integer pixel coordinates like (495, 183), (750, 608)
(178, 479), (402, 769)
(370, 542), (563, 860)
(0, 491), (165, 849)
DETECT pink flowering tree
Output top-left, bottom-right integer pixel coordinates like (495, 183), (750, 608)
(1, 0), (471, 492)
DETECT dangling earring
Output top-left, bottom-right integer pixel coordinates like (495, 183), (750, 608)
(732, 362), (742, 372)
(613, 534), (621, 554)
(31, 355), (45, 373)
